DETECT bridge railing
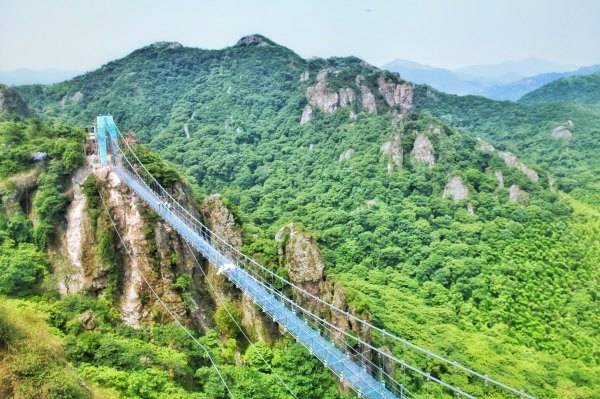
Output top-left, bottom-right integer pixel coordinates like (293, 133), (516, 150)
(106, 125), (535, 399)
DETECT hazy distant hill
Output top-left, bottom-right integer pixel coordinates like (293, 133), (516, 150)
(384, 58), (600, 101)
(0, 68), (82, 85)
(454, 58), (574, 83)
(520, 71), (600, 105)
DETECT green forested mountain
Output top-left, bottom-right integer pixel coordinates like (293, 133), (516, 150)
(0, 113), (349, 399)
(414, 85), (600, 206)
(10, 36), (600, 398)
(520, 72), (600, 105)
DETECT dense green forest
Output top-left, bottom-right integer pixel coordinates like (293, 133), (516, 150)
(520, 72), (600, 105)
(0, 114), (352, 399)
(9, 37), (600, 397)
(414, 85), (600, 206)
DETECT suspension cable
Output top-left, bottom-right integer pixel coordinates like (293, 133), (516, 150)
(108, 124), (535, 399)
(96, 185), (235, 399)
(182, 240), (299, 399)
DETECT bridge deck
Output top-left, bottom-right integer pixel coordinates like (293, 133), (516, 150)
(114, 166), (400, 399)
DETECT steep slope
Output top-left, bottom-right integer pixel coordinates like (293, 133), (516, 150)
(520, 71), (600, 105)
(0, 114), (352, 399)
(12, 36), (600, 397)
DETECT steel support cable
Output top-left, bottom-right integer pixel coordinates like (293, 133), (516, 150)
(111, 130), (534, 399)
(114, 144), (474, 398)
(182, 240), (299, 399)
(114, 144), (476, 398)
(310, 314), (414, 399)
(96, 187), (235, 399)
(245, 268), (476, 399)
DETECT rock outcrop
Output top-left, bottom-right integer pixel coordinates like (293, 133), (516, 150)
(509, 184), (528, 202)
(410, 133), (435, 166)
(377, 77), (414, 114)
(338, 148), (355, 162)
(478, 140), (539, 183)
(300, 104), (313, 124)
(306, 70), (340, 113)
(443, 176), (469, 202)
(552, 122), (573, 142)
(275, 224), (324, 296)
(275, 223), (374, 357)
(380, 133), (403, 174)
(356, 75), (377, 114)
(201, 194), (276, 342)
(498, 151), (539, 183)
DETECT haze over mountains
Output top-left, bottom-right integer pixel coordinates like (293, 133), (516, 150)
(0, 68), (83, 85)
(384, 58), (600, 101)
(2, 32), (600, 398)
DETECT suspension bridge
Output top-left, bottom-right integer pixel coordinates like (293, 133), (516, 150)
(95, 115), (535, 399)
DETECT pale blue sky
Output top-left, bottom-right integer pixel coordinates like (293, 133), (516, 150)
(1, 0), (599, 71)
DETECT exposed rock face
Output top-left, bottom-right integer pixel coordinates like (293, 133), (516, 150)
(478, 140), (539, 183)
(498, 151), (539, 183)
(201, 194), (276, 342)
(201, 194), (242, 249)
(275, 224), (324, 295)
(509, 184), (528, 202)
(1, 168), (40, 216)
(54, 140), (200, 329)
(552, 124), (573, 141)
(377, 77), (414, 114)
(338, 87), (355, 107)
(299, 71), (310, 82)
(380, 133), (403, 174)
(236, 34), (271, 47)
(59, 163), (92, 295)
(443, 176), (469, 202)
(0, 84), (30, 117)
(410, 133), (435, 166)
(356, 75), (377, 114)
(338, 148), (355, 162)
(275, 223), (374, 358)
(300, 104), (313, 124)
(306, 70), (339, 113)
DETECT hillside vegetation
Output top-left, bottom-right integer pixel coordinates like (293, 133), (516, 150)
(0, 111), (357, 399)
(520, 72), (600, 105)
(414, 85), (600, 207)
(11, 36), (600, 397)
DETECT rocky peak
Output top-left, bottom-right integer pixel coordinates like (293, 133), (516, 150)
(376, 77), (414, 114)
(236, 34), (272, 47)
(0, 85), (30, 117)
(443, 176), (469, 202)
(410, 133), (435, 166)
(275, 223), (324, 294)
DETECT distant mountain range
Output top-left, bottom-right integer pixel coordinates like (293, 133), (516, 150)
(0, 68), (83, 85)
(383, 58), (600, 101)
